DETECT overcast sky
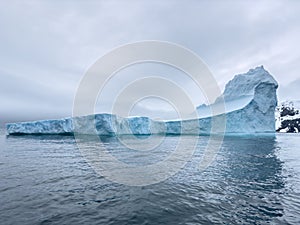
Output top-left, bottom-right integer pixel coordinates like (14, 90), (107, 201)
(1, 0), (300, 124)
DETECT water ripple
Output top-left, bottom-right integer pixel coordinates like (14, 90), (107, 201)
(0, 131), (300, 224)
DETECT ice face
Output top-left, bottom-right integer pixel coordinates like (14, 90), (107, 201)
(6, 66), (279, 135)
(6, 118), (73, 135)
(225, 82), (278, 133)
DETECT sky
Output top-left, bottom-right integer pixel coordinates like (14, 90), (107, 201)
(1, 0), (300, 124)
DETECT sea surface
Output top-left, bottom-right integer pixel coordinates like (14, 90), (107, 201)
(0, 128), (300, 225)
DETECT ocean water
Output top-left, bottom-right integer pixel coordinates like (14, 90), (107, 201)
(0, 128), (300, 225)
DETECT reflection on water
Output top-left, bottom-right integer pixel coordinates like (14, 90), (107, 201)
(1, 130), (300, 224)
(216, 136), (285, 223)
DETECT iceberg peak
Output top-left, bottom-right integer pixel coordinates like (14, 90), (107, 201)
(247, 65), (265, 75)
(221, 65), (278, 102)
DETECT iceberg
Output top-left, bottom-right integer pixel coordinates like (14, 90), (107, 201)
(199, 65), (278, 133)
(6, 66), (278, 135)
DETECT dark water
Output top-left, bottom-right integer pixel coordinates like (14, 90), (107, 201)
(0, 129), (300, 225)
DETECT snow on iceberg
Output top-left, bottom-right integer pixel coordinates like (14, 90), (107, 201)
(6, 66), (278, 135)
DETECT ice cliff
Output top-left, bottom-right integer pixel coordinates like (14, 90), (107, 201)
(6, 66), (278, 135)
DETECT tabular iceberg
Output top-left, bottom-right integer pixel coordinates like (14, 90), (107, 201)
(6, 66), (278, 135)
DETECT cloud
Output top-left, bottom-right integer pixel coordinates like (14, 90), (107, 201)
(1, 0), (300, 123)
(278, 78), (300, 101)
